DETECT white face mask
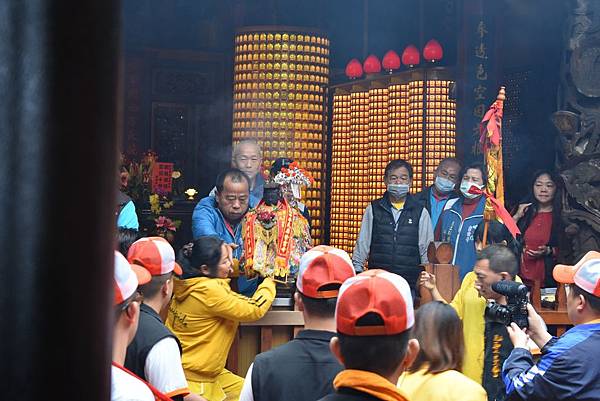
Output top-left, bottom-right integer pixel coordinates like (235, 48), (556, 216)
(460, 180), (483, 199)
(387, 183), (409, 198)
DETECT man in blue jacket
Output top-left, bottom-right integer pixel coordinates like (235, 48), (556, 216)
(191, 168), (258, 295)
(412, 157), (461, 231)
(503, 251), (600, 400)
(436, 162), (487, 280)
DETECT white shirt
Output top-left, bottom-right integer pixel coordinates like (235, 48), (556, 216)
(111, 365), (154, 401)
(239, 363), (255, 401)
(145, 337), (189, 397)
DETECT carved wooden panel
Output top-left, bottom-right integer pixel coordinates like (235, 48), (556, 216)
(571, 46), (600, 97)
(152, 68), (211, 100)
(554, 0), (600, 261)
(151, 102), (195, 188)
(123, 49), (228, 196)
(123, 56), (145, 155)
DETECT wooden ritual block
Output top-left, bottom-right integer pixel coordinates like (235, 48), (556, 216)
(419, 263), (460, 305)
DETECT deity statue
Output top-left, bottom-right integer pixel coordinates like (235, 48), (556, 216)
(242, 164), (313, 284)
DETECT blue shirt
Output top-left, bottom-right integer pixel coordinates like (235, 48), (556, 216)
(429, 191), (449, 231)
(117, 200), (139, 230)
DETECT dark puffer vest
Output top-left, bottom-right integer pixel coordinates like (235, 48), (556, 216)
(368, 193), (423, 290)
(125, 303), (182, 380)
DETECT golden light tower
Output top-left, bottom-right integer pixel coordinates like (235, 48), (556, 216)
(233, 27), (329, 243)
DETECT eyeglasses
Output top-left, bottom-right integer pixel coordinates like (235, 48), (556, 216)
(119, 291), (144, 313)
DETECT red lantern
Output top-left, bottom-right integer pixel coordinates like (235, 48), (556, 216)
(423, 39), (443, 62)
(363, 54), (382, 74)
(345, 58), (363, 79)
(402, 45), (420, 67)
(382, 50), (401, 73)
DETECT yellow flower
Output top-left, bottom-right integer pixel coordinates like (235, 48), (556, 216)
(149, 194), (161, 215)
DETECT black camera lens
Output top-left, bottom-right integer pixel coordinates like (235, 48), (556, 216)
(485, 302), (512, 326)
(492, 280), (528, 297)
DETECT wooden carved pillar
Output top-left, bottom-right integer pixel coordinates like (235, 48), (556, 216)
(552, 0), (600, 261)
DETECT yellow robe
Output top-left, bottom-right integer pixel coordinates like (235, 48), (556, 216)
(449, 271), (522, 384)
(166, 276), (275, 381)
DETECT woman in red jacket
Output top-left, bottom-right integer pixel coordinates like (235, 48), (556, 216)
(512, 170), (563, 288)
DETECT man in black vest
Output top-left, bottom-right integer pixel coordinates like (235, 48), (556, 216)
(239, 246), (356, 401)
(352, 159), (434, 294)
(125, 237), (206, 401)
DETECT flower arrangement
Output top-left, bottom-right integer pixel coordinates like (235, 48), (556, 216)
(122, 150), (182, 242)
(122, 150), (157, 202)
(148, 193), (180, 241)
(273, 161), (314, 187)
(155, 216), (178, 232)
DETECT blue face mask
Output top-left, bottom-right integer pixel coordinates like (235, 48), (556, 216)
(434, 176), (455, 194)
(387, 183), (409, 198)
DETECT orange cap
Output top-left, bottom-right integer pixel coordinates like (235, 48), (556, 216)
(553, 251), (600, 297)
(296, 245), (355, 299)
(127, 236), (183, 276)
(336, 269), (414, 336)
(114, 251), (151, 305)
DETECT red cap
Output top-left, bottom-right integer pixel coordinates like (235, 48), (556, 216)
(554, 251), (600, 296)
(114, 251), (151, 306)
(296, 245), (355, 299)
(127, 236), (182, 276)
(336, 269), (414, 336)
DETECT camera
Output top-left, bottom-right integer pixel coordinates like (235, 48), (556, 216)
(484, 280), (529, 328)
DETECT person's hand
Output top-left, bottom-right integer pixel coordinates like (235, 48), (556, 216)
(181, 242), (194, 258)
(419, 271), (436, 291)
(225, 243), (238, 264)
(525, 303), (553, 348)
(525, 245), (548, 258)
(513, 202), (532, 221)
(507, 322), (530, 349)
(525, 304), (545, 337)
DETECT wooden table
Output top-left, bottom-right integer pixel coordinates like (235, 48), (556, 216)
(538, 309), (571, 336)
(532, 282), (571, 336)
(226, 309), (304, 376)
(224, 284), (572, 376)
